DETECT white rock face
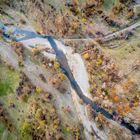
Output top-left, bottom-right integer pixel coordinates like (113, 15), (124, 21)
(71, 88), (108, 140)
(20, 38), (53, 49)
(53, 39), (91, 98)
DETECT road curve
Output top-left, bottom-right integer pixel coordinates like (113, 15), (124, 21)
(47, 36), (140, 135)
(1, 22), (140, 134)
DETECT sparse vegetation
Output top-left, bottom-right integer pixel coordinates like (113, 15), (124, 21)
(11, 42), (25, 66)
(0, 0), (140, 139)
(82, 43), (139, 120)
(0, 60), (19, 96)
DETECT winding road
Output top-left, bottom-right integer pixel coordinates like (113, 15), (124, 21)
(0, 22), (140, 134)
(62, 21), (140, 42)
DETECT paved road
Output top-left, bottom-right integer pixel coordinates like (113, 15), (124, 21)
(47, 36), (113, 118)
(103, 21), (140, 42)
(62, 21), (140, 42)
(47, 36), (140, 135)
(1, 22), (140, 134)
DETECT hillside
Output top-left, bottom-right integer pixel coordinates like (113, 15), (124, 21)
(0, 0), (140, 140)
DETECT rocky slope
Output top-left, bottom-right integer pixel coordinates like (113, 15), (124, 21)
(0, 0), (140, 140)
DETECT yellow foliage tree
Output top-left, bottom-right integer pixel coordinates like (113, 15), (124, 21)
(83, 53), (90, 60)
(36, 87), (43, 94)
